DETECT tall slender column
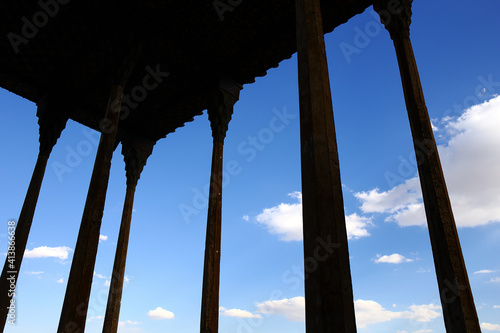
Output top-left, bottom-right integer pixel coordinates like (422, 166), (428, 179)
(102, 137), (154, 333)
(374, 1), (480, 332)
(296, 0), (357, 332)
(200, 79), (240, 333)
(0, 96), (68, 330)
(57, 83), (124, 333)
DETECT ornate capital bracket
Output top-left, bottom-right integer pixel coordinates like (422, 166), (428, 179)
(207, 77), (242, 142)
(374, 0), (413, 40)
(36, 94), (70, 156)
(121, 136), (155, 189)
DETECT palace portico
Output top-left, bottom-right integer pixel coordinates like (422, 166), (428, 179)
(0, 1), (480, 332)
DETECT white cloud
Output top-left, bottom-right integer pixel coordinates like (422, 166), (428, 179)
(474, 269), (495, 274)
(99, 235), (108, 241)
(254, 192), (371, 241)
(355, 96), (500, 228)
(256, 297), (305, 322)
(355, 178), (422, 215)
(147, 307), (174, 320)
(255, 192), (303, 241)
(87, 315), (103, 323)
(25, 271), (44, 275)
(252, 297), (440, 327)
(482, 322), (500, 331)
(490, 277), (500, 283)
(242, 215), (249, 221)
(56, 278), (64, 284)
(494, 305), (500, 309)
(374, 253), (413, 264)
(219, 307), (261, 319)
(355, 300), (441, 328)
(94, 271), (108, 279)
(118, 320), (140, 327)
(414, 330), (433, 333)
(346, 213), (372, 239)
(24, 246), (71, 260)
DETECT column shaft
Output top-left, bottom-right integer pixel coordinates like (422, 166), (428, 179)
(392, 33), (480, 333)
(200, 140), (224, 333)
(58, 84), (124, 333)
(0, 98), (67, 331)
(200, 80), (240, 333)
(296, 0), (356, 331)
(102, 137), (154, 333)
(0, 154), (48, 330)
(102, 187), (135, 333)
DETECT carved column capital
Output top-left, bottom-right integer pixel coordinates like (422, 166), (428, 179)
(374, 0), (413, 40)
(121, 136), (155, 189)
(36, 94), (69, 156)
(207, 78), (242, 142)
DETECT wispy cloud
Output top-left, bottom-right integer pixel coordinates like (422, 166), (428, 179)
(481, 322), (500, 331)
(355, 96), (500, 228)
(99, 234), (108, 241)
(355, 300), (441, 328)
(253, 192), (372, 241)
(474, 269), (495, 274)
(251, 296), (441, 328)
(118, 320), (140, 327)
(256, 297), (305, 322)
(24, 246), (71, 260)
(87, 316), (103, 323)
(147, 307), (174, 320)
(374, 253), (414, 264)
(219, 306), (261, 319)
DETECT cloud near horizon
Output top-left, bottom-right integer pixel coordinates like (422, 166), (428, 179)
(355, 96), (500, 228)
(242, 296), (441, 328)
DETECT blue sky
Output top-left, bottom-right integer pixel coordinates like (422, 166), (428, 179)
(1, 1), (500, 332)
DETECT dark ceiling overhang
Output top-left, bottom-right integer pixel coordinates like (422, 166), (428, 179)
(0, 0), (372, 141)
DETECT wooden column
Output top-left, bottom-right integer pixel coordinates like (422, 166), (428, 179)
(102, 136), (154, 333)
(296, 0), (357, 332)
(200, 79), (240, 333)
(0, 96), (67, 330)
(57, 83), (124, 333)
(374, 1), (480, 332)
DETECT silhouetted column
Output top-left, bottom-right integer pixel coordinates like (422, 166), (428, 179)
(374, 1), (480, 332)
(57, 83), (124, 333)
(102, 136), (154, 333)
(200, 79), (240, 333)
(296, 0), (357, 332)
(0, 96), (68, 330)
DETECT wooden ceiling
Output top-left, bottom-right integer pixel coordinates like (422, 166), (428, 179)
(0, 0), (372, 141)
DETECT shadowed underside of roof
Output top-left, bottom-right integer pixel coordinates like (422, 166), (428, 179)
(0, 0), (372, 141)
